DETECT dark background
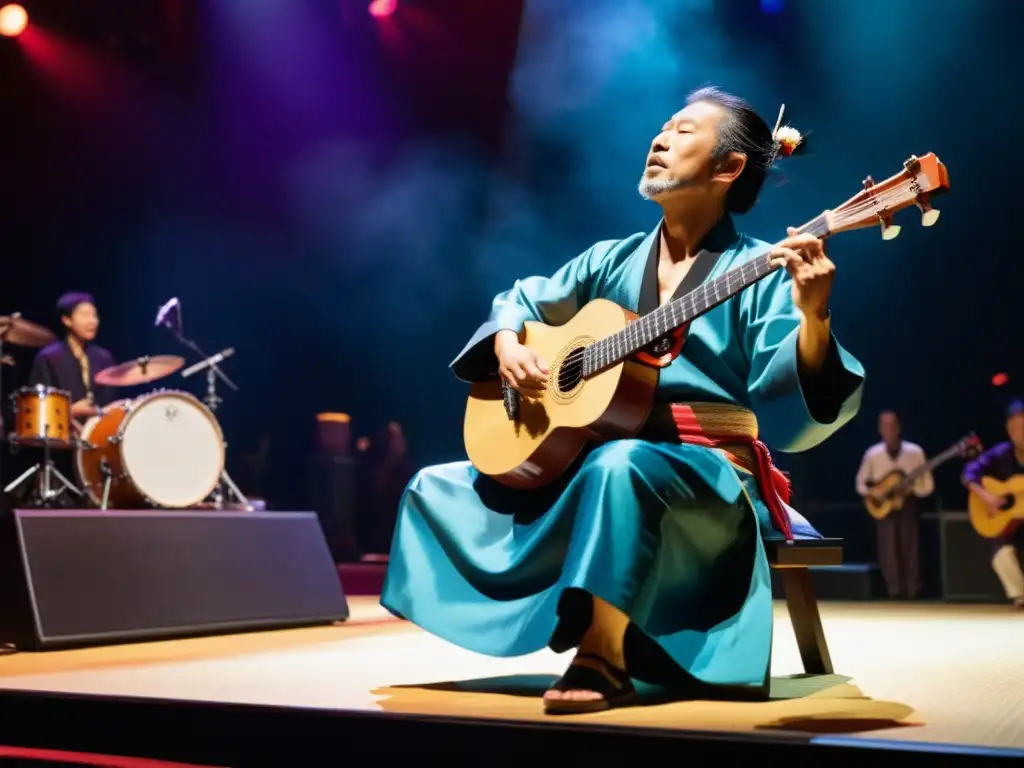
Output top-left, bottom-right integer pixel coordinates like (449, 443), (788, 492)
(1, 0), (1021, 562)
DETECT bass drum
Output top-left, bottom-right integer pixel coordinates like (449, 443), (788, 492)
(76, 390), (225, 509)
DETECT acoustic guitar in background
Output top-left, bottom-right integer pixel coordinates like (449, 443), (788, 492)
(464, 154), (951, 490)
(968, 476), (1024, 538)
(864, 434), (982, 520)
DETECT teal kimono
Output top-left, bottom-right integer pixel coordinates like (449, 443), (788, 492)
(381, 215), (864, 693)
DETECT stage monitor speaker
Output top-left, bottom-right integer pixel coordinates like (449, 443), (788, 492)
(0, 509), (350, 651)
(939, 511), (1007, 601)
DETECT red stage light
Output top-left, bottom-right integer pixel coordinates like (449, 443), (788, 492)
(0, 3), (28, 38)
(992, 372), (1010, 387)
(368, 0), (397, 19)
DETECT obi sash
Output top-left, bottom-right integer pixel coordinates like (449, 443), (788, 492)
(644, 402), (794, 541)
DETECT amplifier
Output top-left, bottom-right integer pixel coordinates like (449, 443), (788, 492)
(938, 511), (1007, 601)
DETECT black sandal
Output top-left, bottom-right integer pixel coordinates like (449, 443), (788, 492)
(543, 654), (637, 715)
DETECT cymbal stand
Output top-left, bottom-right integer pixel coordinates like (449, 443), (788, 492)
(4, 439), (82, 508)
(179, 341), (251, 511)
(0, 315), (12, 494)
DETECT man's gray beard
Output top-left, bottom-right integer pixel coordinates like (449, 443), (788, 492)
(638, 175), (684, 201)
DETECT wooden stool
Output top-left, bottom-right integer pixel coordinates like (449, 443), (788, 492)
(766, 538), (843, 675)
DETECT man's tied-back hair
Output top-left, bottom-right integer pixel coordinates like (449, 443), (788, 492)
(687, 86), (781, 215)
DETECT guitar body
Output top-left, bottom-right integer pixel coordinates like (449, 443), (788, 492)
(864, 470), (909, 520)
(464, 299), (660, 490)
(968, 475), (1024, 538)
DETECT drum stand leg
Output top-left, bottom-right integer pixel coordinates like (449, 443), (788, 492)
(4, 441), (82, 507)
(218, 468), (253, 512)
(99, 459), (113, 511)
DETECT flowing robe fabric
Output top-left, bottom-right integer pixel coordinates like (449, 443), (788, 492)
(381, 216), (864, 692)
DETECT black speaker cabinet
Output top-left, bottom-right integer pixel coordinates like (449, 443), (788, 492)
(938, 511), (1007, 601)
(0, 509), (350, 650)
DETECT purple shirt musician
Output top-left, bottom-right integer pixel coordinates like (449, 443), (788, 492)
(960, 400), (1024, 608)
(28, 292), (117, 413)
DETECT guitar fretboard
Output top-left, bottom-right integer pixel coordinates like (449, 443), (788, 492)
(581, 212), (830, 376)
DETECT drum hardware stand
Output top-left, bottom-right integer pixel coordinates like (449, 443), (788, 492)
(179, 344), (252, 512)
(98, 458), (113, 511)
(3, 438), (83, 508)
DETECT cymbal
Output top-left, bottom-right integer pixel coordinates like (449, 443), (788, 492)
(95, 355), (185, 387)
(0, 314), (56, 348)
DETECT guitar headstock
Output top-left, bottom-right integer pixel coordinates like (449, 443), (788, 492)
(824, 153), (950, 240)
(958, 432), (984, 460)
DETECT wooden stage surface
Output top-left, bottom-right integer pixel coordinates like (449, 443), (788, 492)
(0, 598), (1020, 756)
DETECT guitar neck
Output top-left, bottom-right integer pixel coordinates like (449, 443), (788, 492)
(582, 212), (831, 376)
(896, 443), (962, 489)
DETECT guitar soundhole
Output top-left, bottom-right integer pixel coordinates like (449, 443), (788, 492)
(556, 347), (586, 394)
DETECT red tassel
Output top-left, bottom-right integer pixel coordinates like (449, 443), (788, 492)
(770, 467), (792, 505)
(752, 440), (793, 540)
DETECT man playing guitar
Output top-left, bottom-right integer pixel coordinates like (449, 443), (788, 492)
(855, 410), (934, 599)
(961, 400), (1024, 609)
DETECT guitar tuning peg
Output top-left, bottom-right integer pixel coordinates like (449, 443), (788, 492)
(878, 212), (901, 240)
(915, 192), (940, 227)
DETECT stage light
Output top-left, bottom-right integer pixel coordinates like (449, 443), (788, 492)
(992, 372), (1010, 387)
(0, 3), (28, 38)
(760, 0), (785, 13)
(368, 0), (397, 19)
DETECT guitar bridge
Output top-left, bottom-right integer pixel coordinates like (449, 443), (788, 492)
(501, 379), (520, 421)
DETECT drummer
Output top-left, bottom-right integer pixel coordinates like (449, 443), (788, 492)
(28, 292), (117, 421)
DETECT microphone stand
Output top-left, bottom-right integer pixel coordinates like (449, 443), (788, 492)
(167, 325), (251, 512)
(0, 317), (9, 504)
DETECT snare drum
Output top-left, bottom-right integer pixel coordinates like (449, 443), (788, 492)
(9, 385), (72, 447)
(76, 390), (225, 509)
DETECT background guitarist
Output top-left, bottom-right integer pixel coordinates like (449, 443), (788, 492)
(855, 410), (934, 599)
(961, 399), (1024, 609)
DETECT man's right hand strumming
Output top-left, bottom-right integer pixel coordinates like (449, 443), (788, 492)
(495, 330), (549, 397)
(973, 486), (1007, 518)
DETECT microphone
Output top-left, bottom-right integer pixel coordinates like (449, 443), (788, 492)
(154, 297), (181, 334)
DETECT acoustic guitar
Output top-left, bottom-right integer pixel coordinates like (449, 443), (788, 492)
(863, 434), (981, 520)
(464, 154), (950, 490)
(968, 475), (1024, 538)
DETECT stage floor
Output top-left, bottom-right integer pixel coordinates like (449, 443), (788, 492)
(0, 598), (1020, 753)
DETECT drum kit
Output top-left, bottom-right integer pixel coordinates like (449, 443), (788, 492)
(0, 310), (251, 512)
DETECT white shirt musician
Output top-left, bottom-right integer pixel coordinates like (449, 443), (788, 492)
(855, 410), (935, 599)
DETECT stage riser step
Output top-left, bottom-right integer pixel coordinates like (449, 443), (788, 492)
(771, 565), (876, 601)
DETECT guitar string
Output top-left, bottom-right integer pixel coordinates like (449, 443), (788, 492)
(571, 178), (923, 377)
(541, 176), (925, 391)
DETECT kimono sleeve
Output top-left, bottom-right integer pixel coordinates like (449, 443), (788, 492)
(450, 240), (613, 383)
(741, 267), (865, 453)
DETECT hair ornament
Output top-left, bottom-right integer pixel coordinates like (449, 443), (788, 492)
(769, 103), (804, 165)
